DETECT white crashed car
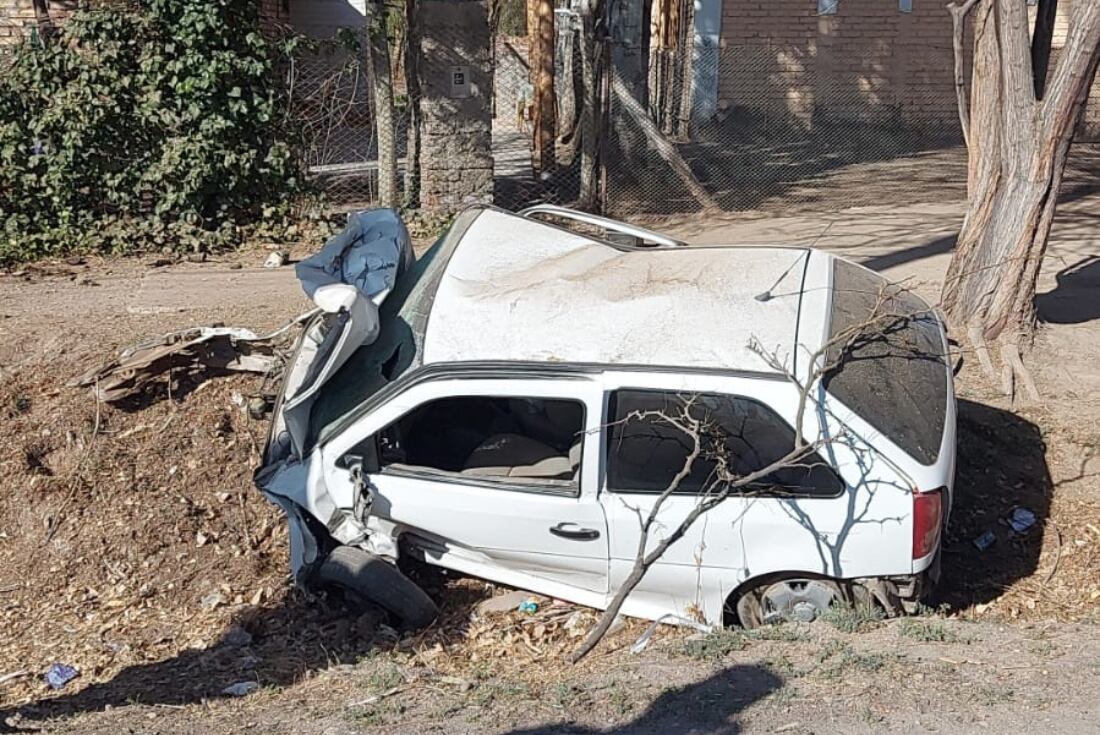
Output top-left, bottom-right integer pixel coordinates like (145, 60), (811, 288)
(256, 205), (955, 629)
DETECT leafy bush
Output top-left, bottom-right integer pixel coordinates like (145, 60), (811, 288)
(0, 0), (305, 264)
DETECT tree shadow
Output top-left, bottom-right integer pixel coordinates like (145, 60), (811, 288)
(1034, 256), (1100, 325)
(0, 579), (482, 732)
(504, 665), (783, 735)
(601, 8), (969, 218)
(933, 398), (1053, 611)
(858, 234), (957, 273)
(2, 583), (780, 734)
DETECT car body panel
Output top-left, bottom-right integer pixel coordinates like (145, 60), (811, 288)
(595, 369), (917, 623)
(320, 376), (611, 593)
(256, 205), (956, 626)
(422, 208), (821, 376)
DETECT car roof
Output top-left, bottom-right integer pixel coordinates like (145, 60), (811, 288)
(420, 208), (835, 376)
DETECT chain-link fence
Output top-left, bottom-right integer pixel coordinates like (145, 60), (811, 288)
(288, 30), (418, 211)
(604, 40), (968, 217)
(288, 5), (972, 222)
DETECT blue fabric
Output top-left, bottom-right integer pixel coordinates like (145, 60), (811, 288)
(296, 208), (411, 301)
(45, 663), (79, 689)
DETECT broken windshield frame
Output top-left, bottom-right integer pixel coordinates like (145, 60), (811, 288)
(301, 207), (485, 453)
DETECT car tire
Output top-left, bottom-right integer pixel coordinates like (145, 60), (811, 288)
(734, 577), (850, 628)
(313, 546), (439, 631)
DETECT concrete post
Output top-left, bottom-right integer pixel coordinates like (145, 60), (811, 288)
(417, 0), (494, 210)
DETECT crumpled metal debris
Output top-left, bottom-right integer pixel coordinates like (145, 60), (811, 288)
(630, 614), (712, 654)
(70, 312), (316, 403)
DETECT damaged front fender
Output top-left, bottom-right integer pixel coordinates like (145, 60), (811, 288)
(254, 453), (371, 584)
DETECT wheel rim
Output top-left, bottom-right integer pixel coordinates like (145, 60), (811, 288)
(754, 579), (840, 624)
(739, 580), (840, 624)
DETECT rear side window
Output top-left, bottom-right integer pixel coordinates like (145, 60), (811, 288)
(823, 260), (947, 465)
(605, 390), (844, 497)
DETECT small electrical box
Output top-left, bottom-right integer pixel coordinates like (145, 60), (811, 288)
(449, 65), (471, 99)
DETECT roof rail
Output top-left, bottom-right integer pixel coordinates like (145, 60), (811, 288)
(518, 204), (687, 249)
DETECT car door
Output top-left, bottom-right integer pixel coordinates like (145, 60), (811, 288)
(320, 375), (611, 601)
(597, 371), (849, 622)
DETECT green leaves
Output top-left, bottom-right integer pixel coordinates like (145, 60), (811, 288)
(0, 0), (304, 265)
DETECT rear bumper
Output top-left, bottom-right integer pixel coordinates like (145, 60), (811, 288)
(859, 549), (939, 616)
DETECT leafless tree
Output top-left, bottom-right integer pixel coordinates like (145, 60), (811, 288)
(942, 0), (1100, 399)
(577, 0), (602, 209)
(571, 285), (937, 662)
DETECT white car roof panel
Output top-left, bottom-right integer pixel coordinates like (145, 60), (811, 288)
(421, 209), (832, 374)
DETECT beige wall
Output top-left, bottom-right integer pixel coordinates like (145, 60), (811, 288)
(718, 0), (963, 129)
(717, 0), (1100, 137)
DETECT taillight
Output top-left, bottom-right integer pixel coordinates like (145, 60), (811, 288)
(912, 489), (943, 559)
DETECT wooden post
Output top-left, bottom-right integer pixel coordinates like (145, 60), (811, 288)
(531, 0), (556, 173)
(611, 73), (719, 212)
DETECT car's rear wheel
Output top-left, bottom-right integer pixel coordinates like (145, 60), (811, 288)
(735, 577), (871, 628)
(313, 546), (439, 631)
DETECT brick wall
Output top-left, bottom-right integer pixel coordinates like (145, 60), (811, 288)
(0, 0), (39, 45)
(716, 0), (1100, 138)
(0, 0), (289, 45)
(718, 0), (964, 130)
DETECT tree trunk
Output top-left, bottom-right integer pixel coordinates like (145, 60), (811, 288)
(366, 1), (399, 208)
(403, 0), (421, 208)
(557, 17), (577, 142)
(941, 0), (1100, 398)
(531, 0), (556, 173)
(578, 0), (599, 209)
(675, 0), (695, 140)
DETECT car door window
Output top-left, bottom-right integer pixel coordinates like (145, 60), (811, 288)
(605, 389), (843, 497)
(367, 395), (586, 494)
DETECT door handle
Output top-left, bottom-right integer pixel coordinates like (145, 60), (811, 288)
(549, 522), (601, 541)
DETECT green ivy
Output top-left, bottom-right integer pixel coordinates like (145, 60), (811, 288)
(0, 0), (306, 264)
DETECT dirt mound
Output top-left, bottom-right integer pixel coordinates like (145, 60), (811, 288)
(0, 364), (293, 706)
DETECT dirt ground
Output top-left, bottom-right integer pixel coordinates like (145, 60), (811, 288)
(0, 196), (1098, 733)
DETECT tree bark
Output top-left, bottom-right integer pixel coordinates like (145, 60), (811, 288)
(557, 16), (577, 142)
(366, 0), (399, 208)
(941, 0), (1100, 398)
(948, 0), (980, 149)
(403, 0), (421, 208)
(531, 0), (556, 173)
(675, 0), (695, 140)
(578, 0), (599, 210)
